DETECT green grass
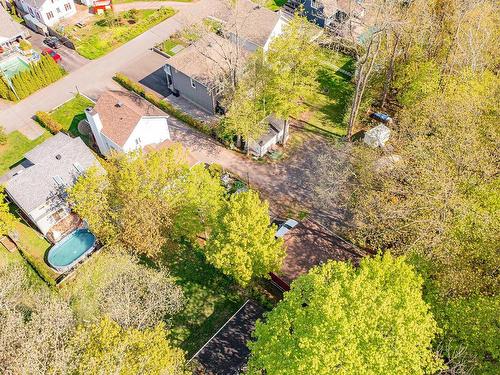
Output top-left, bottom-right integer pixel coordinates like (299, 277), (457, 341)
(0, 130), (51, 175)
(67, 8), (176, 59)
(265, 0), (287, 11)
(51, 94), (94, 144)
(162, 243), (245, 356)
(160, 38), (186, 56)
(8, 204), (58, 285)
(298, 49), (355, 138)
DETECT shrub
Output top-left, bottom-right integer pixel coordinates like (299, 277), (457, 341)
(113, 73), (218, 137)
(36, 111), (62, 134)
(208, 163), (223, 177)
(0, 125), (7, 145)
(18, 39), (32, 51)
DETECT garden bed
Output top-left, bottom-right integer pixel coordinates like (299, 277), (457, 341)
(64, 8), (176, 59)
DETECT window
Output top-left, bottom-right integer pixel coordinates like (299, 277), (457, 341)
(311, 0), (318, 9)
(64, 3), (71, 11)
(135, 138), (141, 145)
(166, 74), (172, 86)
(190, 78), (196, 89)
(56, 7), (61, 13)
(46, 11), (54, 20)
(53, 175), (64, 186)
(73, 162), (84, 174)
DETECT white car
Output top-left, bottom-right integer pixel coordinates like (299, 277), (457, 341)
(275, 219), (299, 238)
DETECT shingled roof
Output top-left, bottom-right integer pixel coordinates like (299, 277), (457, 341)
(92, 90), (166, 147)
(0, 5), (26, 43)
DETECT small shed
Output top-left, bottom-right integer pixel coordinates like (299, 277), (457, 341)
(363, 124), (391, 148)
(249, 116), (285, 157)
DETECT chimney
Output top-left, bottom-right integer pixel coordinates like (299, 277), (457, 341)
(85, 106), (108, 155)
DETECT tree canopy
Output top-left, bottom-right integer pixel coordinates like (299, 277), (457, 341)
(248, 254), (444, 374)
(204, 190), (285, 286)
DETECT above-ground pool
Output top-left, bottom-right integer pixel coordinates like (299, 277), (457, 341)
(0, 56), (30, 79)
(47, 229), (96, 272)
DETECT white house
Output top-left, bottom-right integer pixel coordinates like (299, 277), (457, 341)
(248, 116), (286, 157)
(1, 133), (102, 236)
(85, 90), (171, 156)
(14, 0), (76, 27)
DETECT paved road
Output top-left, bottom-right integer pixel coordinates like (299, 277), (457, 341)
(0, 0), (223, 138)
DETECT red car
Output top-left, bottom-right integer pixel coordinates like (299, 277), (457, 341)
(42, 48), (61, 63)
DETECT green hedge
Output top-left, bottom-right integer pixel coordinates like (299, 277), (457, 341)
(113, 72), (216, 134)
(0, 55), (65, 101)
(35, 111), (63, 134)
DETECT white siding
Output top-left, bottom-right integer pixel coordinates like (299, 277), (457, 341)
(122, 117), (171, 152)
(17, 0), (76, 27)
(29, 201), (70, 235)
(263, 17), (287, 51)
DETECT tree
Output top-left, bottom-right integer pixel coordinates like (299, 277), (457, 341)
(265, 13), (321, 144)
(248, 254), (444, 374)
(68, 148), (188, 257)
(204, 190), (285, 286)
(71, 317), (187, 375)
(0, 187), (17, 236)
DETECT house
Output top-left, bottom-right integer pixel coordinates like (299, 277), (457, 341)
(284, 0), (366, 37)
(80, 0), (112, 15)
(213, 0), (287, 52)
(248, 116), (286, 157)
(164, 34), (249, 115)
(14, 0), (76, 27)
(1, 133), (102, 237)
(85, 90), (171, 156)
(0, 5), (30, 49)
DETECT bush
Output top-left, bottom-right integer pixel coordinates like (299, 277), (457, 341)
(113, 73), (218, 137)
(208, 163), (223, 177)
(36, 111), (62, 134)
(0, 125), (7, 145)
(18, 39), (32, 51)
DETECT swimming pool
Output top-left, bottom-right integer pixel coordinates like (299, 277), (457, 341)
(47, 229), (96, 272)
(0, 56), (30, 79)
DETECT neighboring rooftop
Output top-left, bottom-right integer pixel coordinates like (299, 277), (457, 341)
(91, 90), (166, 147)
(214, 0), (282, 47)
(256, 116), (285, 146)
(167, 33), (249, 86)
(192, 300), (264, 375)
(3, 133), (102, 213)
(0, 5), (26, 43)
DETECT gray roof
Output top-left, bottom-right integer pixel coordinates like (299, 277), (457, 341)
(3, 133), (102, 213)
(0, 5), (26, 41)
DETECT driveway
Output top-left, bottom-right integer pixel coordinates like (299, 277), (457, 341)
(0, 0), (225, 138)
(27, 29), (89, 73)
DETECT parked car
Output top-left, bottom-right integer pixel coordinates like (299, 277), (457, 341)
(370, 112), (392, 123)
(275, 219), (299, 238)
(42, 48), (61, 63)
(43, 36), (61, 49)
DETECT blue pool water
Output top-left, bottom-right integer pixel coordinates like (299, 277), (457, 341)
(47, 229), (96, 272)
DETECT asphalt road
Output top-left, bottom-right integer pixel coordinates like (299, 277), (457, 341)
(0, 0), (223, 138)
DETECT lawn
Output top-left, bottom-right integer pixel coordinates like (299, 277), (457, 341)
(0, 130), (51, 175)
(66, 8), (176, 59)
(51, 94), (94, 144)
(8, 204), (58, 285)
(265, 0), (287, 11)
(298, 49), (355, 138)
(162, 243), (245, 356)
(159, 38), (187, 56)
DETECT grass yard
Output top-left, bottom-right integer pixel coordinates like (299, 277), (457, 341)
(8, 204), (58, 285)
(298, 49), (355, 138)
(160, 38), (187, 56)
(0, 130), (51, 175)
(51, 94), (94, 144)
(265, 0), (287, 11)
(162, 243), (245, 356)
(66, 8), (176, 59)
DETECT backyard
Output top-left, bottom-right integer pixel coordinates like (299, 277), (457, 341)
(64, 8), (176, 59)
(51, 94), (94, 144)
(0, 131), (51, 174)
(298, 49), (355, 138)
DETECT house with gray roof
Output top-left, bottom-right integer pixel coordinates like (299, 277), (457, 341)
(2, 133), (102, 236)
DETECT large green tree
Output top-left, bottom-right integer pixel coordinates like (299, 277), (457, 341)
(248, 254), (444, 374)
(204, 190), (285, 286)
(71, 317), (187, 375)
(0, 188), (16, 236)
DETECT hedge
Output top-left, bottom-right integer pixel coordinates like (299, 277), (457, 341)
(113, 73), (230, 144)
(35, 111), (63, 134)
